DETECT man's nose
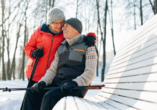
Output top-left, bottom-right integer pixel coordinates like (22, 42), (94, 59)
(62, 26), (65, 30)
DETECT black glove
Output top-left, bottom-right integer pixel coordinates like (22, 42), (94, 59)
(61, 81), (78, 94)
(32, 49), (43, 58)
(84, 34), (96, 47)
(31, 81), (46, 93)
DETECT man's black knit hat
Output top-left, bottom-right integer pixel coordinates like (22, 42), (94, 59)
(65, 18), (82, 33)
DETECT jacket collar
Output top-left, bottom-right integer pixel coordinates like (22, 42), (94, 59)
(61, 34), (85, 45)
(40, 23), (52, 33)
(40, 23), (63, 36)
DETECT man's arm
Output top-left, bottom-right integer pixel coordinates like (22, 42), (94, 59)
(39, 51), (59, 86)
(73, 46), (98, 86)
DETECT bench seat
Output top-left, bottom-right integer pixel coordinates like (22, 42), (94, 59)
(53, 14), (157, 110)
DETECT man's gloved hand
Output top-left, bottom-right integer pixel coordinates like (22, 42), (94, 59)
(84, 34), (96, 47)
(32, 49), (43, 58)
(61, 81), (78, 94)
(31, 81), (46, 94)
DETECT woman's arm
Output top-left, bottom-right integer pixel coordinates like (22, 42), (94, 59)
(24, 28), (40, 60)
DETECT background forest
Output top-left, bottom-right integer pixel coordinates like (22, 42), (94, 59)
(0, 0), (157, 81)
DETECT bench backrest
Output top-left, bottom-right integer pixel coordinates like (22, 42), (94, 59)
(94, 14), (157, 110)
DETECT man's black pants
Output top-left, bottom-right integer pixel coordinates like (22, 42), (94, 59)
(22, 82), (83, 110)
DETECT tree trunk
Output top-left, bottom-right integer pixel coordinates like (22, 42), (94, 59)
(96, 25), (99, 76)
(7, 38), (11, 79)
(52, 0), (55, 8)
(96, 0), (103, 77)
(155, 0), (157, 14)
(10, 24), (22, 79)
(49, 0), (51, 10)
(21, 14), (27, 80)
(96, 0), (103, 40)
(110, 0), (116, 55)
(21, 0), (29, 80)
(149, 0), (155, 14)
(7, 0), (11, 80)
(101, 0), (108, 82)
(76, 0), (79, 18)
(1, 0), (6, 80)
(140, 0), (143, 25)
(133, 0), (136, 30)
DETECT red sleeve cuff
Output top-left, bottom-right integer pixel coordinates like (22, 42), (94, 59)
(86, 32), (97, 44)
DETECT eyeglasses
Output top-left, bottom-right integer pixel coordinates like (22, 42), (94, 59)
(52, 21), (64, 25)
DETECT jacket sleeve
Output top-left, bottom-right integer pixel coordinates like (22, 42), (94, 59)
(24, 27), (40, 60)
(73, 46), (98, 86)
(39, 51), (59, 86)
(86, 32), (97, 44)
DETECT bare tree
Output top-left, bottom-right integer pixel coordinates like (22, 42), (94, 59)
(96, 0), (102, 76)
(101, 0), (108, 82)
(10, 23), (22, 79)
(133, 0), (136, 30)
(140, 0), (143, 25)
(1, 0), (6, 80)
(52, 0), (55, 8)
(76, 0), (79, 18)
(149, 0), (155, 14)
(110, 0), (116, 55)
(6, 0), (11, 79)
(155, 0), (157, 14)
(21, 0), (31, 80)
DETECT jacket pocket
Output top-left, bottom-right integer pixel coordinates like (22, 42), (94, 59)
(69, 50), (84, 62)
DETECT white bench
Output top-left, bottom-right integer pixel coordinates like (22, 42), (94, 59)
(53, 14), (157, 110)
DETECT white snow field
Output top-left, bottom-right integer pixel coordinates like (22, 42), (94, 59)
(0, 76), (102, 110)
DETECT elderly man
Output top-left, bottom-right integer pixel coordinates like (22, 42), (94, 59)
(22, 18), (98, 110)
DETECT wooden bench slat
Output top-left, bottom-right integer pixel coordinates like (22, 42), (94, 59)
(100, 88), (157, 103)
(116, 14), (157, 54)
(80, 97), (102, 110)
(112, 30), (157, 65)
(114, 16), (157, 59)
(53, 97), (66, 110)
(104, 73), (157, 83)
(96, 92), (157, 110)
(66, 96), (78, 110)
(110, 49), (157, 72)
(74, 97), (90, 110)
(94, 95), (137, 110)
(106, 49), (157, 78)
(105, 64), (157, 79)
(111, 29), (157, 67)
(109, 43), (157, 74)
(92, 96), (120, 110)
(104, 82), (157, 91)
(106, 65), (157, 81)
(95, 95), (137, 110)
(83, 98), (107, 110)
(109, 52), (157, 75)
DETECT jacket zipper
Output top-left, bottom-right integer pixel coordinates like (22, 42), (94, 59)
(46, 36), (54, 69)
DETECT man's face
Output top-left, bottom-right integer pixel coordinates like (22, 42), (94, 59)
(62, 23), (79, 39)
(49, 20), (64, 32)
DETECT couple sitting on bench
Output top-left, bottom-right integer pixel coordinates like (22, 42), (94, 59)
(22, 17), (98, 110)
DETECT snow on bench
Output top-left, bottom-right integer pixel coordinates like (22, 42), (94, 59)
(53, 14), (157, 110)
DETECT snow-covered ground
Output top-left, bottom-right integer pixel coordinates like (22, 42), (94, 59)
(0, 76), (102, 110)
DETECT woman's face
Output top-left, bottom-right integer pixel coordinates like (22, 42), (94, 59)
(49, 20), (64, 32)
